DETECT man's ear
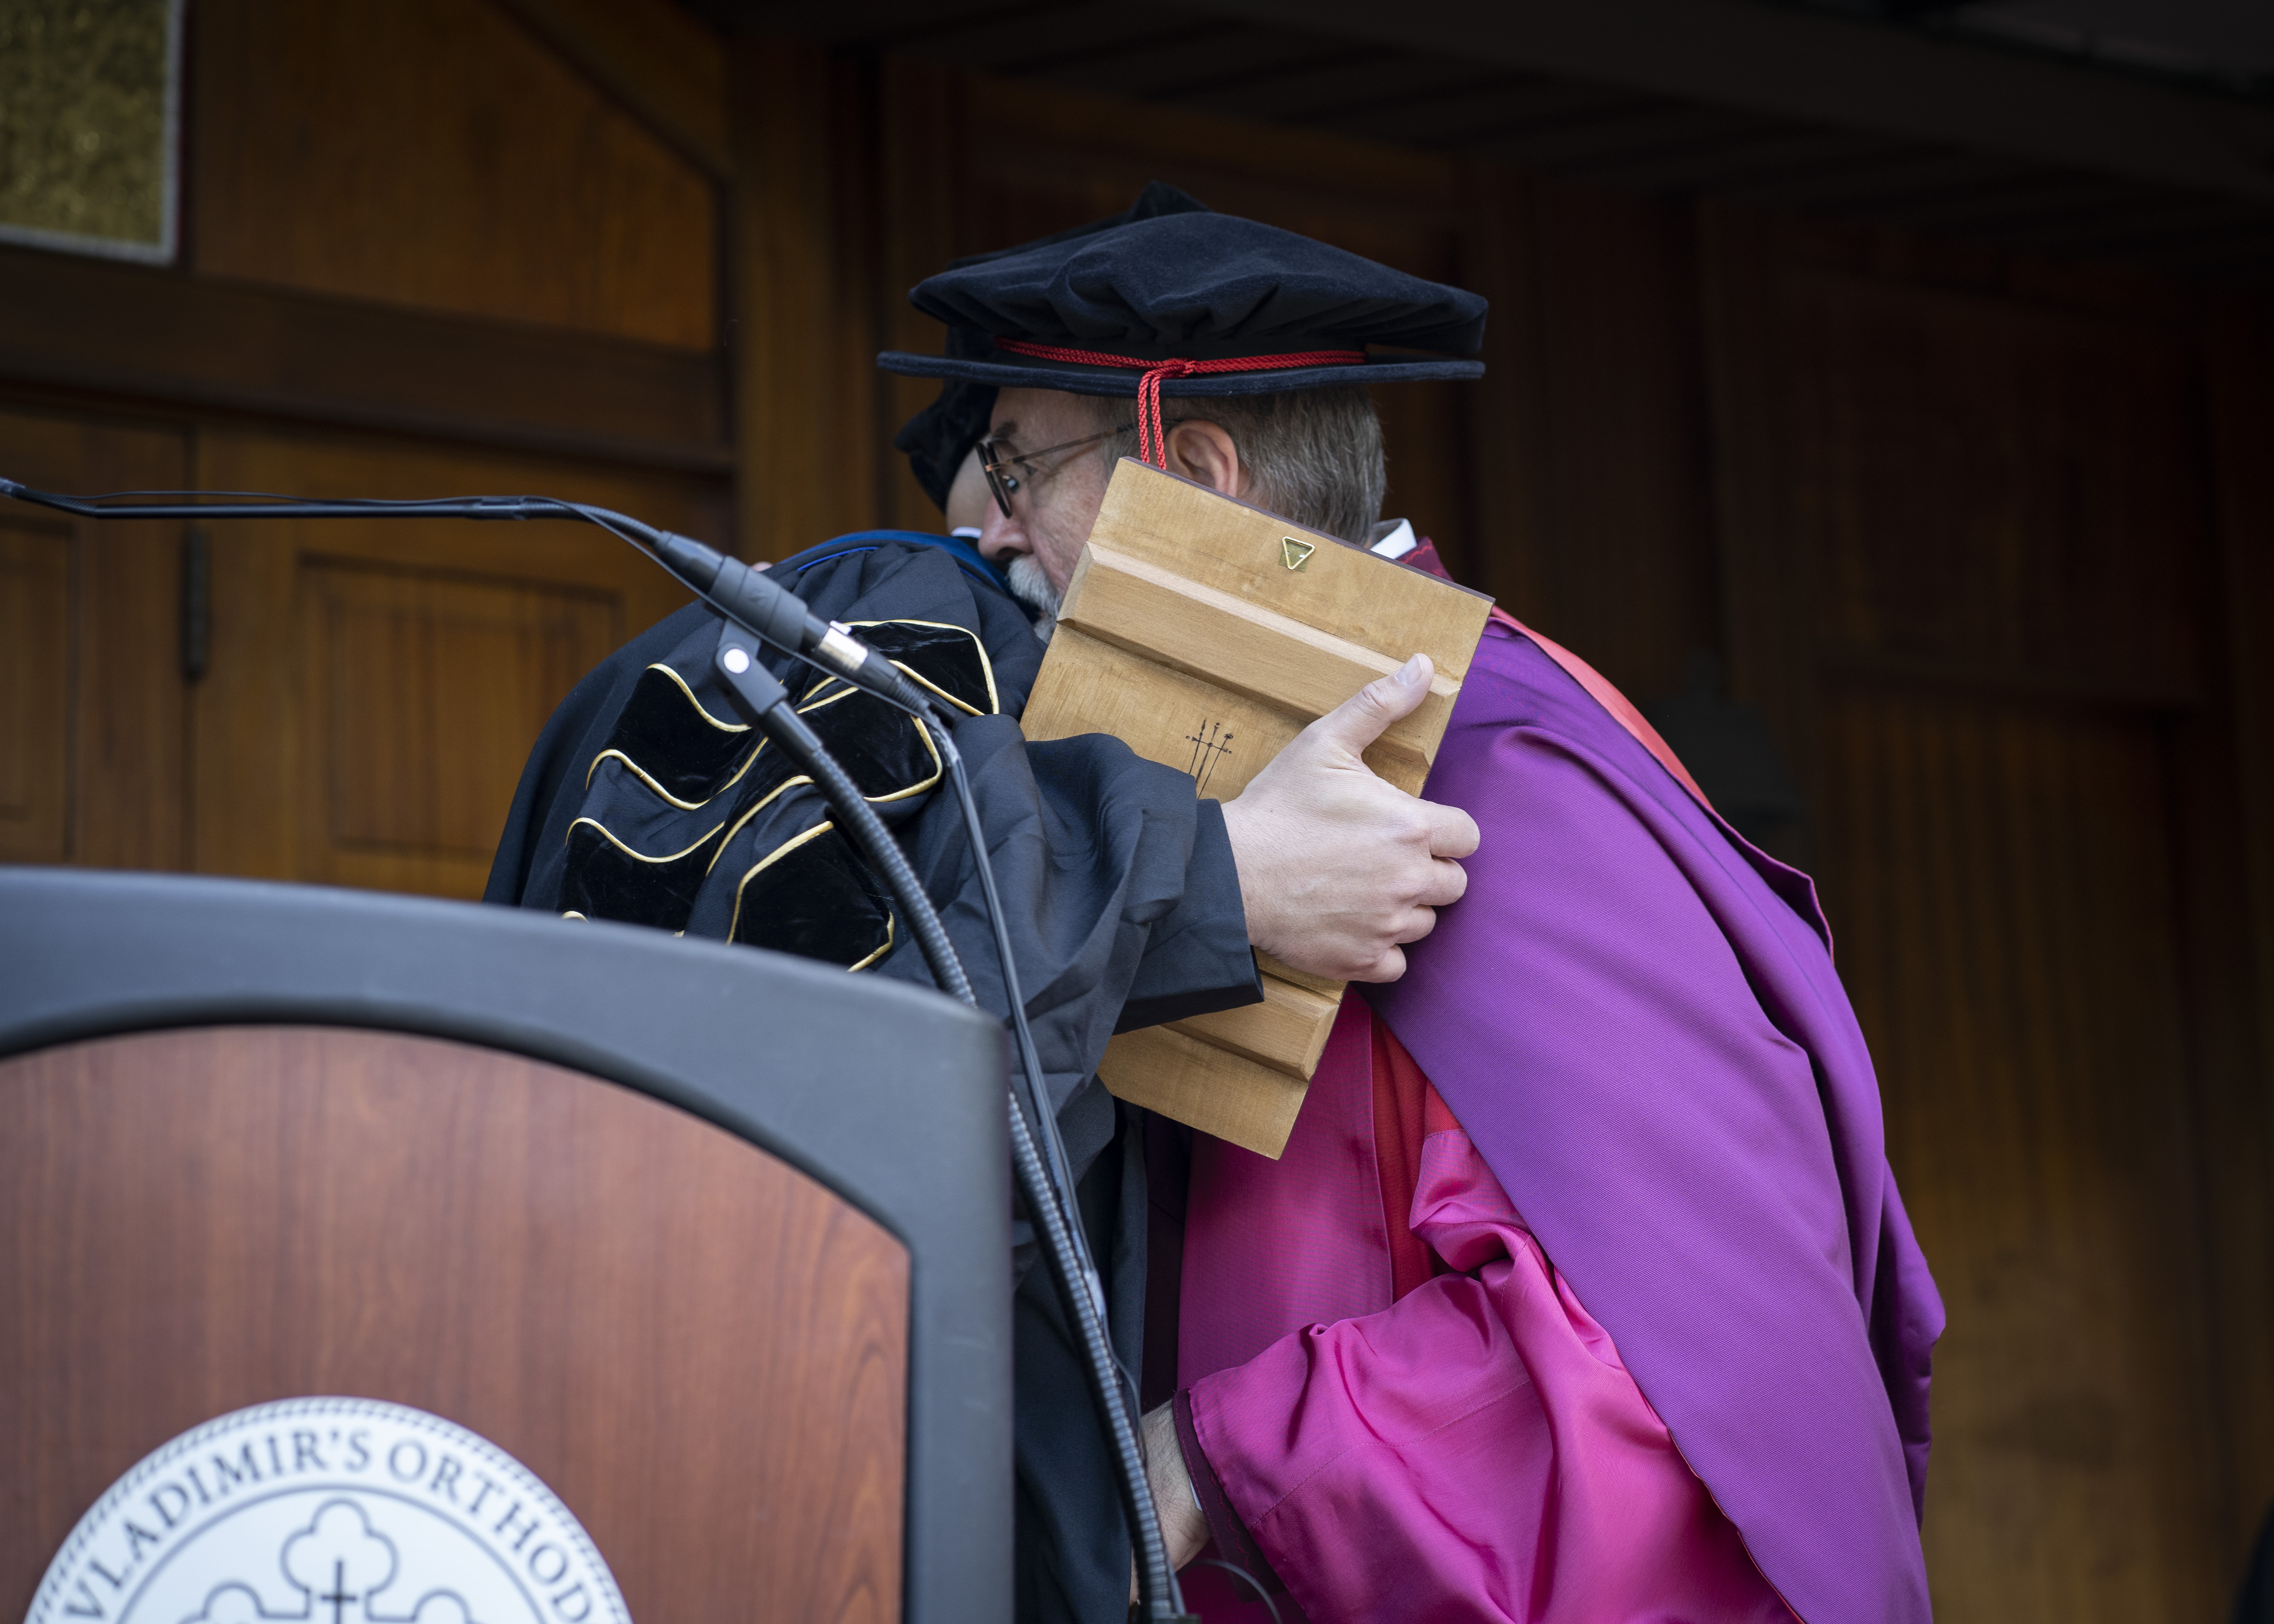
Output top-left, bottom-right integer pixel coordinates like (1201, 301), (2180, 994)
(1164, 420), (1244, 499)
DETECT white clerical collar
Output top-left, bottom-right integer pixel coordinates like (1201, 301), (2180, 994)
(1368, 518), (1417, 559)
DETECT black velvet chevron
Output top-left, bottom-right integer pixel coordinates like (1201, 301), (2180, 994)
(558, 617), (995, 968)
(590, 665), (755, 806)
(726, 824), (899, 964)
(842, 619), (998, 715)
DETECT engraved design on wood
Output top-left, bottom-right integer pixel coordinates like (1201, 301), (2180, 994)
(1018, 460), (1493, 1158)
(1183, 718), (1236, 796)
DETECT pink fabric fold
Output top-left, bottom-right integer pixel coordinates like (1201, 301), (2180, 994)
(1179, 997), (1392, 1383)
(1177, 1006), (1790, 1624)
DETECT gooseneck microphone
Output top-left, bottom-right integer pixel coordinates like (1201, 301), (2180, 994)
(1, 475), (1194, 1621)
(0, 479), (937, 722)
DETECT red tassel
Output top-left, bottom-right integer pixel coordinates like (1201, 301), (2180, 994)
(993, 340), (1366, 468)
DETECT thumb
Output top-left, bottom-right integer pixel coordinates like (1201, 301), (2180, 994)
(1310, 654), (1433, 757)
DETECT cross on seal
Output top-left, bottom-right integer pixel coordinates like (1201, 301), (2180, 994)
(319, 1558), (359, 1624)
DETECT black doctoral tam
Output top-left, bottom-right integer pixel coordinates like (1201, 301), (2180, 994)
(878, 196), (1487, 400)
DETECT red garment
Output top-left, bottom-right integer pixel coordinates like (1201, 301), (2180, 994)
(1168, 998), (1789, 1624)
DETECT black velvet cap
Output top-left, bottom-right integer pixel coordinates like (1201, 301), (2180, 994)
(893, 184), (1213, 509)
(879, 186), (1486, 402)
(890, 330), (996, 513)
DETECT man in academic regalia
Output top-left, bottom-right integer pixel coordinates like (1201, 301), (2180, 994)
(491, 187), (1944, 1624)
(884, 198), (1944, 1623)
(486, 184), (1479, 1624)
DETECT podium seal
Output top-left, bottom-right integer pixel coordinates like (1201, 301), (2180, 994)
(26, 1397), (631, 1624)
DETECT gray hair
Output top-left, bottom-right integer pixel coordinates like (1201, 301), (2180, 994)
(1084, 387), (1387, 545)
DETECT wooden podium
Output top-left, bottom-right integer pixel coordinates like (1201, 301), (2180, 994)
(0, 869), (1010, 1624)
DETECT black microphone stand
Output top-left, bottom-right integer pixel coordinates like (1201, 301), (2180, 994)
(1, 478), (1191, 1623)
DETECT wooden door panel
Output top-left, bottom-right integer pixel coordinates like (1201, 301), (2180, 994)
(192, 0), (718, 349)
(191, 426), (725, 896)
(1702, 208), (2258, 1619)
(0, 516), (70, 862)
(1482, 177), (1720, 701)
(1791, 274), (2210, 703)
(1820, 682), (2218, 1622)
(0, 402), (190, 869)
(304, 560), (621, 895)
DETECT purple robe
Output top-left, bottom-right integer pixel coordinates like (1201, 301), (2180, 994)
(1173, 615), (1941, 1623)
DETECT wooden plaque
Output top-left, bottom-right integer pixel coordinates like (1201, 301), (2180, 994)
(1020, 459), (1492, 1157)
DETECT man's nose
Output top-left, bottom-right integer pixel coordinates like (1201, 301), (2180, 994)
(976, 500), (1026, 563)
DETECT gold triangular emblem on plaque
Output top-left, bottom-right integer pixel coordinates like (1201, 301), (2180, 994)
(1280, 536), (1315, 571)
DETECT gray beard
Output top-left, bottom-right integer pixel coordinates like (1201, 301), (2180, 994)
(1005, 554), (1061, 644)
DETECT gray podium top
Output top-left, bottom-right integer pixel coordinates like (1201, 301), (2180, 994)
(0, 866), (1011, 1624)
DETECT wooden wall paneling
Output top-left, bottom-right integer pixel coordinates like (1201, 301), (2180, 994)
(2162, 672), (2274, 1582)
(1705, 207), (2248, 1619)
(1819, 685), (2224, 1623)
(301, 560), (619, 884)
(487, 0), (732, 180)
(68, 417), (190, 872)
(191, 0), (718, 350)
(0, 404), (189, 870)
(1813, 219), (2202, 337)
(2200, 293), (2274, 1555)
(1788, 275), (2212, 706)
(1697, 204), (1820, 861)
(0, 247), (731, 472)
(0, 1026), (907, 1622)
(1452, 162), (1547, 621)
(1787, 266), (2251, 1596)
(1484, 174), (1720, 703)
(730, 38), (882, 560)
(0, 499), (70, 864)
(950, 74), (1478, 570)
(958, 73), (1462, 247)
(876, 58), (969, 534)
(188, 426), (720, 897)
(831, 52), (892, 542)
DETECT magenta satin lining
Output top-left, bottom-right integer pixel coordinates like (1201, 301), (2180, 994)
(1174, 1000), (1788, 1623)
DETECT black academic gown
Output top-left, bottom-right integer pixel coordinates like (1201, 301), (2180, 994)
(485, 531), (1262, 1624)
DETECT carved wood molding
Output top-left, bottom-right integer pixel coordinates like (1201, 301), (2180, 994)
(490, 0), (732, 181)
(0, 248), (730, 472)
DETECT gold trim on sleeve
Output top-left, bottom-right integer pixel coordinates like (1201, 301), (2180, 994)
(566, 817), (727, 864)
(650, 663), (750, 732)
(723, 819), (835, 943)
(723, 819), (900, 971)
(585, 741), (768, 807)
(703, 776), (815, 873)
(846, 911), (895, 973)
(843, 619), (1001, 715)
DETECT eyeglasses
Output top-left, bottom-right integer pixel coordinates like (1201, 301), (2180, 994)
(978, 423), (1139, 519)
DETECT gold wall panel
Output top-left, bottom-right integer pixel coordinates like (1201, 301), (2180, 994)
(0, 0), (178, 259)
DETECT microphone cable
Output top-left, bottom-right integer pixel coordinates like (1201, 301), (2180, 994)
(0, 477), (1191, 1623)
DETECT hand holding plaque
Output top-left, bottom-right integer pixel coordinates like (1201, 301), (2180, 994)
(1222, 653), (1480, 984)
(1019, 458), (1493, 1156)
